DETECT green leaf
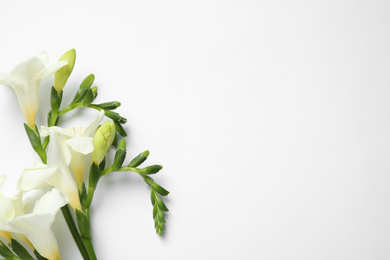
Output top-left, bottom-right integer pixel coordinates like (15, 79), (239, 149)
(10, 239), (34, 260)
(128, 150), (149, 168)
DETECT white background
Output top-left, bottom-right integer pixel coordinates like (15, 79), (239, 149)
(0, 0), (390, 259)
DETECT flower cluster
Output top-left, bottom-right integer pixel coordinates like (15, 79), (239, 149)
(0, 50), (169, 260)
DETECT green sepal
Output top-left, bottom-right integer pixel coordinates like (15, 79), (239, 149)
(24, 124), (47, 164)
(79, 183), (87, 208)
(34, 250), (48, 260)
(91, 86), (98, 98)
(75, 210), (91, 239)
(47, 111), (52, 127)
(112, 130), (118, 147)
(89, 163), (100, 189)
(139, 165), (163, 175)
(9, 239), (34, 260)
(97, 101), (121, 110)
(50, 86), (63, 113)
(72, 74), (94, 104)
(99, 157), (106, 172)
(128, 150), (149, 168)
(114, 121), (127, 137)
(0, 240), (14, 258)
(111, 139), (127, 171)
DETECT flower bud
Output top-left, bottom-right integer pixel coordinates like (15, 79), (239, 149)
(54, 49), (76, 92)
(91, 86), (98, 98)
(112, 139), (126, 171)
(92, 121), (116, 165)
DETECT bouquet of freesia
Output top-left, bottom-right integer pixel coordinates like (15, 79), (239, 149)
(0, 49), (169, 260)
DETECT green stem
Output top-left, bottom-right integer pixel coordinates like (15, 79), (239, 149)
(49, 111), (59, 127)
(86, 104), (102, 111)
(59, 103), (84, 115)
(99, 166), (113, 176)
(83, 238), (97, 260)
(61, 205), (90, 260)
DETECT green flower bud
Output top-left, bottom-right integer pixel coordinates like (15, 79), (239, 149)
(92, 121), (116, 165)
(91, 86), (98, 98)
(112, 139), (127, 171)
(128, 150), (149, 168)
(54, 49), (76, 92)
(97, 101), (121, 110)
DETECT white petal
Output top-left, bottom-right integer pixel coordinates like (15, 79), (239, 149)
(83, 110), (105, 137)
(10, 56), (45, 82)
(0, 198), (15, 220)
(0, 72), (23, 88)
(66, 137), (94, 155)
(36, 51), (49, 66)
(19, 166), (57, 191)
(47, 130), (72, 167)
(33, 189), (68, 215)
(10, 214), (60, 259)
(39, 60), (67, 79)
(41, 126), (73, 138)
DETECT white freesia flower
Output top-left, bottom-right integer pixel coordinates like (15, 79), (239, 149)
(41, 110), (105, 187)
(0, 52), (67, 128)
(18, 111), (104, 209)
(0, 188), (68, 260)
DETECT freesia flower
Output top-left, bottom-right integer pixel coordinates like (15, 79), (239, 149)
(41, 110), (105, 187)
(18, 111), (105, 209)
(0, 52), (67, 128)
(0, 187), (68, 260)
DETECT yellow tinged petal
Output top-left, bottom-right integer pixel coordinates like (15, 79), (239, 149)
(0, 231), (12, 242)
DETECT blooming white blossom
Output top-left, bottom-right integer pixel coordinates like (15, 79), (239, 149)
(18, 111), (104, 209)
(41, 110), (105, 187)
(0, 52), (67, 128)
(0, 185), (67, 260)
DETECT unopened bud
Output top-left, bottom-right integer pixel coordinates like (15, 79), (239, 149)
(54, 49), (76, 92)
(112, 139), (127, 171)
(92, 121), (116, 165)
(91, 86), (98, 98)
